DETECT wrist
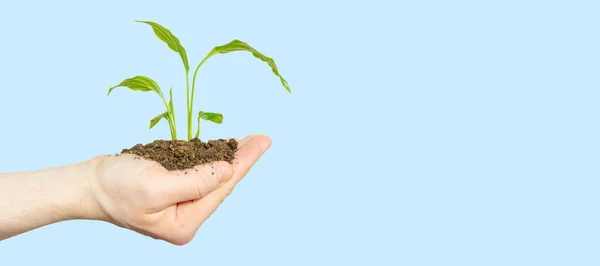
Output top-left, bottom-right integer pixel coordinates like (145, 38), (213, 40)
(0, 156), (109, 240)
(56, 156), (107, 222)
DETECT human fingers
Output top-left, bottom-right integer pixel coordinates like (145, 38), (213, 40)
(176, 135), (271, 227)
(229, 135), (272, 186)
(144, 162), (234, 211)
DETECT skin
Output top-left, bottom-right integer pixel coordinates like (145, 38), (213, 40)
(0, 135), (271, 245)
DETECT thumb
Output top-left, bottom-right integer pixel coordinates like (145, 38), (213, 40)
(151, 162), (234, 209)
(176, 135), (271, 226)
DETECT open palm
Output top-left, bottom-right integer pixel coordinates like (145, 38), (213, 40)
(92, 135), (271, 245)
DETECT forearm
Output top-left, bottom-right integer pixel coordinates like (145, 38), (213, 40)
(0, 157), (103, 240)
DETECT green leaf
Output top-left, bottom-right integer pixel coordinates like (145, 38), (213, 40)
(108, 76), (163, 96)
(211, 39), (291, 93)
(195, 111), (223, 139)
(136, 20), (190, 72)
(198, 111), (223, 123)
(150, 111), (170, 129)
(168, 87), (174, 112)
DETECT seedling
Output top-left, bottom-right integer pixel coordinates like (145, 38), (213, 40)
(108, 20), (291, 140)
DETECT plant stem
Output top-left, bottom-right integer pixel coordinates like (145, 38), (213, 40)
(190, 50), (216, 140)
(169, 88), (178, 140)
(195, 118), (201, 139)
(160, 96), (177, 140)
(170, 113), (177, 140)
(185, 72), (191, 140)
(168, 123), (175, 140)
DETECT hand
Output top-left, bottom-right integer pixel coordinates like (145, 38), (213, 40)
(90, 135), (271, 245)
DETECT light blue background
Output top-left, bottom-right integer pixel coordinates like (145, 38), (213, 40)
(1, 0), (599, 265)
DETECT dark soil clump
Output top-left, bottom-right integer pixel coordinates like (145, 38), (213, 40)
(121, 138), (238, 171)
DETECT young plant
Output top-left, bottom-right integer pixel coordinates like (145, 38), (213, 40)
(108, 20), (291, 140)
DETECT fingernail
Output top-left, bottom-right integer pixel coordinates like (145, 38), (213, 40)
(217, 164), (233, 181)
(256, 135), (272, 152)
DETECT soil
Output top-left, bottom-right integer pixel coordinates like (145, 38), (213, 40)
(120, 138), (238, 171)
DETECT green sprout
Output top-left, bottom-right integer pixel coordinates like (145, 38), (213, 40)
(108, 20), (291, 140)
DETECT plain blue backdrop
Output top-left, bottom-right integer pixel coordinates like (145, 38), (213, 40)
(1, 0), (599, 265)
